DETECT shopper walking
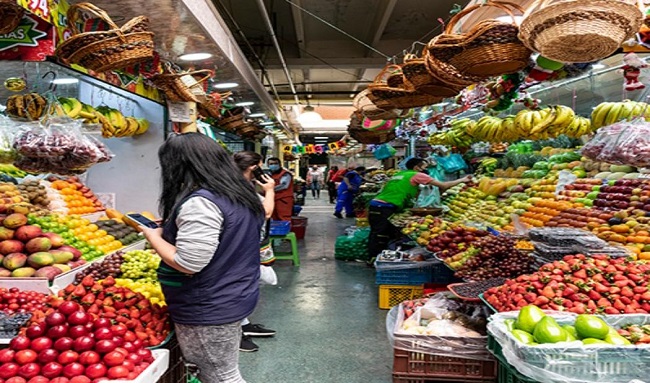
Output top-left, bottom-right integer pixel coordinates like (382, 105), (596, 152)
(325, 166), (339, 204)
(267, 157), (294, 221)
(367, 158), (470, 263)
(334, 166), (365, 219)
(307, 165), (324, 199)
(233, 151), (278, 352)
(142, 133), (264, 383)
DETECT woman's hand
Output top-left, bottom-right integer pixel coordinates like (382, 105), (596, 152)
(256, 174), (275, 193)
(140, 226), (163, 241)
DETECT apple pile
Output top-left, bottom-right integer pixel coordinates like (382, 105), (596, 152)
(592, 179), (647, 211)
(484, 254), (650, 314)
(0, 213), (86, 280)
(426, 227), (490, 259)
(55, 276), (170, 347)
(0, 300), (154, 382)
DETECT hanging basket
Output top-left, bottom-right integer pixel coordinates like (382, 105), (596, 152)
(427, 1), (531, 78)
(518, 0), (642, 63)
(347, 123), (396, 145)
(401, 53), (463, 97)
(367, 65), (443, 110)
(0, 0), (23, 35)
(55, 3), (155, 73)
(197, 91), (230, 119)
(234, 123), (259, 138)
(151, 63), (211, 103)
(353, 89), (404, 121)
(218, 107), (246, 132)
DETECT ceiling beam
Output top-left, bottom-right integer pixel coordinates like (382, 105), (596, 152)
(352, 0), (397, 92)
(289, 0), (311, 92)
(265, 57), (388, 69)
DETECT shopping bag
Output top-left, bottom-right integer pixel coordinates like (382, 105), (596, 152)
(436, 154), (467, 173)
(414, 185), (442, 208)
(259, 265), (277, 285)
(374, 144), (397, 160)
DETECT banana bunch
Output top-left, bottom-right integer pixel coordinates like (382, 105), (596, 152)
(591, 101), (650, 130)
(428, 118), (475, 148)
(5, 93), (47, 120)
(58, 97), (84, 119)
(477, 157), (498, 176)
(95, 106), (149, 138)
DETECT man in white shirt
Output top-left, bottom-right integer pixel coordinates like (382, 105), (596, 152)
(306, 165), (324, 199)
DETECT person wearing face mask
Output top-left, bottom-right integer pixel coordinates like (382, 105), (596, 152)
(367, 158), (471, 264)
(267, 157), (294, 222)
(306, 165), (324, 199)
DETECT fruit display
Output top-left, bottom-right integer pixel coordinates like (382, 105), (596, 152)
(48, 178), (104, 215)
(94, 220), (139, 246)
(5, 94), (47, 120)
(114, 279), (165, 307)
(590, 100), (650, 130)
(426, 226), (489, 258)
(17, 180), (50, 211)
(94, 106), (149, 138)
(0, 164), (27, 179)
(119, 250), (159, 282)
(27, 215), (106, 261)
(73, 253), (124, 284)
(57, 276), (170, 347)
(427, 118), (474, 148)
(484, 254), (650, 314)
(581, 120), (650, 168)
(618, 323), (650, 344)
(0, 288), (50, 317)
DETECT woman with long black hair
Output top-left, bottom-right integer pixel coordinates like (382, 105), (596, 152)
(141, 133), (264, 383)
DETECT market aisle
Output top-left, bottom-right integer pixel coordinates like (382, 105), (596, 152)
(240, 192), (393, 383)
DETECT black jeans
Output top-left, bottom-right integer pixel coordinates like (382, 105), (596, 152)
(368, 204), (399, 260)
(327, 181), (337, 203)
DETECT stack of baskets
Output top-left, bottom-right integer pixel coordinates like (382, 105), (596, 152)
(55, 3), (155, 73)
(0, 0), (23, 35)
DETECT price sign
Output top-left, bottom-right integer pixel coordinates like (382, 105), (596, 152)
(20, 0), (51, 23)
(168, 101), (193, 123)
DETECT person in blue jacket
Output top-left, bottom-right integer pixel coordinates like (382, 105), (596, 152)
(334, 166), (365, 218)
(142, 133), (265, 383)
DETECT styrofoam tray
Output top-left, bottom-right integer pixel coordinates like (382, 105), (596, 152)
(105, 349), (169, 383)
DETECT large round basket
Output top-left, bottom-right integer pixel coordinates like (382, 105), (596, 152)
(151, 68), (211, 103)
(347, 124), (396, 145)
(218, 107), (246, 132)
(353, 90), (404, 121)
(0, 0), (23, 35)
(367, 65), (443, 110)
(518, 0), (642, 63)
(401, 54), (463, 97)
(55, 3), (155, 73)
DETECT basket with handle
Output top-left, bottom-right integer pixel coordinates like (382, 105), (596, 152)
(353, 89), (404, 121)
(0, 0), (24, 35)
(518, 0), (642, 63)
(367, 64), (443, 110)
(427, 1), (531, 78)
(401, 53), (463, 97)
(347, 121), (396, 144)
(151, 63), (212, 103)
(198, 91), (231, 119)
(55, 2), (155, 73)
(218, 106), (246, 132)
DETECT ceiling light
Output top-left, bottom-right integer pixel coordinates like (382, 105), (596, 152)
(314, 136), (329, 139)
(432, 102), (450, 107)
(236, 101), (254, 107)
(52, 78), (79, 85)
(214, 82), (238, 89)
(298, 105), (322, 125)
(248, 112), (266, 118)
(495, 15), (523, 25)
(178, 53), (212, 61)
(591, 63), (607, 70)
(260, 121), (275, 126)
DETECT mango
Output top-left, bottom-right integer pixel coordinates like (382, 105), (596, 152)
(0, 227), (14, 241)
(11, 267), (35, 277)
(34, 266), (62, 281)
(25, 237), (51, 254)
(0, 268), (10, 277)
(27, 252), (54, 268)
(51, 264), (71, 273)
(2, 213), (27, 229)
(14, 225), (43, 242)
(0, 240), (24, 255)
(49, 250), (73, 264)
(42, 232), (64, 248)
(2, 253), (26, 270)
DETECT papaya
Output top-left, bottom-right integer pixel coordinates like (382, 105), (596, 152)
(105, 208), (124, 221)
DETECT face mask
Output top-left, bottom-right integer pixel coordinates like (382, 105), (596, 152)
(269, 164), (280, 172)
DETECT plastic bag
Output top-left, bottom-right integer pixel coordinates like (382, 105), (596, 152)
(386, 293), (494, 361)
(488, 312), (650, 383)
(374, 144), (397, 160)
(436, 154), (467, 173)
(414, 185), (441, 208)
(259, 265), (277, 285)
(334, 227), (370, 261)
(581, 119), (650, 167)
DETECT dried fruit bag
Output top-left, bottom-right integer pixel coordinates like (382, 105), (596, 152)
(581, 119), (650, 167)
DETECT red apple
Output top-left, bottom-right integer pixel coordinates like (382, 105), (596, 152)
(9, 337), (30, 351)
(62, 363), (84, 379)
(73, 337), (94, 353)
(56, 351), (78, 365)
(84, 364), (106, 380)
(58, 302), (80, 316)
(36, 349), (58, 364)
(41, 362), (63, 379)
(14, 350), (37, 365)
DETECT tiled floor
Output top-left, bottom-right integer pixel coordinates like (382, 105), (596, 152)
(240, 192), (393, 383)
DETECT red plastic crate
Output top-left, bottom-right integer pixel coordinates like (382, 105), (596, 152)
(393, 347), (497, 383)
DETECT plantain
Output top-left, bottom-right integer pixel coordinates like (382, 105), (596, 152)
(31, 93), (46, 119)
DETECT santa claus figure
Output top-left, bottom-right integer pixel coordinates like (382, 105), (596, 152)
(622, 52), (647, 91)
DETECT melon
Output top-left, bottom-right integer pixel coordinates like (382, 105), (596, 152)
(609, 165), (636, 173)
(594, 172), (611, 179)
(622, 173), (640, 179)
(608, 172), (627, 180)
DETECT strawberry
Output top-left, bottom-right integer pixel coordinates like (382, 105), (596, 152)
(573, 269), (587, 279)
(614, 299), (626, 311)
(597, 298), (611, 307)
(642, 292), (650, 301)
(87, 304), (100, 315)
(587, 300), (597, 312)
(604, 307), (620, 314)
(615, 280), (630, 288)
(81, 275), (95, 287)
(72, 285), (87, 298)
(588, 290), (602, 301)
(81, 293), (96, 306)
(103, 312), (117, 319)
(621, 296), (632, 305)
(533, 296), (550, 306)
(135, 299), (150, 310)
(64, 284), (76, 294)
(102, 276), (116, 287)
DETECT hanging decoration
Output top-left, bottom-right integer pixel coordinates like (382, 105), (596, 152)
(282, 139), (348, 155)
(621, 52), (647, 91)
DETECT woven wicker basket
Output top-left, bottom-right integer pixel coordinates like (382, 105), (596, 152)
(367, 65), (443, 110)
(218, 107), (246, 132)
(198, 92), (230, 119)
(427, 1), (531, 78)
(0, 0), (23, 35)
(235, 123), (259, 138)
(55, 3), (155, 73)
(519, 0), (642, 63)
(347, 123), (396, 145)
(401, 53), (463, 97)
(353, 89), (404, 121)
(152, 63), (211, 103)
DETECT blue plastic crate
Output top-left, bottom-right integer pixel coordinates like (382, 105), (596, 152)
(375, 262), (436, 285)
(431, 262), (463, 284)
(269, 220), (291, 236)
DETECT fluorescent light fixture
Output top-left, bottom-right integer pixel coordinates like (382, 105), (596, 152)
(179, 52), (212, 61)
(432, 102), (450, 107)
(496, 15), (523, 25)
(591, 63), (607, 70)
(52, 78), (79, 85)
(235, 101), (254, 107)
(314, 136), (329, 139)
(248, 113), (266, 118)
(213, 82), (238, 89)
(259, 121), (275, 126)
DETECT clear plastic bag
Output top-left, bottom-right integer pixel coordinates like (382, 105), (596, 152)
(0, 120), (18, 164)
(414, 185), (442, 208)
(581, 119), (650, 167)
(386, 293), (494, 361)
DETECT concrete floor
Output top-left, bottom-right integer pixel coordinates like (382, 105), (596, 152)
(240, 192), (393, 383)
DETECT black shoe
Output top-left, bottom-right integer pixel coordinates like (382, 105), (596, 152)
(243, 323), (276, 337)
(240, 335), (259, 352)
(333, 213), (343, 219)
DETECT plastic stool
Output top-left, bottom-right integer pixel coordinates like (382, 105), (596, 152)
(270, 232), (300, 266)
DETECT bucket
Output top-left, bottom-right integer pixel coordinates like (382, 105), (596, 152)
(291, 216), (308, 239)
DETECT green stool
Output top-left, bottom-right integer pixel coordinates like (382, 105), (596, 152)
(270, 232), (300, 266)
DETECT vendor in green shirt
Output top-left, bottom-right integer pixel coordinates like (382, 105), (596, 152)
(367, 158), (470, 263)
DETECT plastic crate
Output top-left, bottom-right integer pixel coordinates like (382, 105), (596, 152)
(495, 354), (539, 383)
(376, 263), (436, 285)
(156, 334), (188, 383)
(379, 285), (423, 309)
(269, 220), (291, 236)
(393, 347), (497, 383)
(431, 262), (462, 284)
